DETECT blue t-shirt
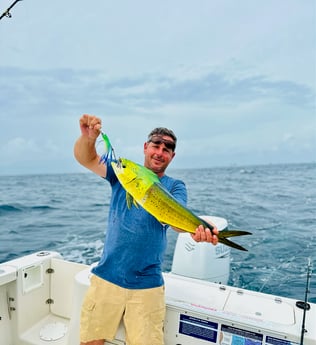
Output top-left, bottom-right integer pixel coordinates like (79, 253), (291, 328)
(92, 161), (187, 289)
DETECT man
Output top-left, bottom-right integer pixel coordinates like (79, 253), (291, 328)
(74, 114), (219, 345)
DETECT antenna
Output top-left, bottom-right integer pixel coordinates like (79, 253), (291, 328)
(296, 258), (313, 345)
(0, 0), (23, 21)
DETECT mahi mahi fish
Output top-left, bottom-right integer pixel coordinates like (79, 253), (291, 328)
(111, 157), (252, 251)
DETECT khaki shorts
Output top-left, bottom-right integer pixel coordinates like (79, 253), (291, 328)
(80, 274), (166, 345)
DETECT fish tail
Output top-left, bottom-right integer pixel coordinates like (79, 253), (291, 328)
(218, 230), (252, 251)
(200, 217), (252, 251)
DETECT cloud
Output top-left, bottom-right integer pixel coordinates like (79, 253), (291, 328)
(2, 137), (40, 157)
(0, 64), (314, 174)
(0, 0), (315, 174)
(1, 66), (313, 114)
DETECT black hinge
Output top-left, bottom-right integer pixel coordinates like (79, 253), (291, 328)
(46, 268), (54, 274)
(46, 298), (54, 305)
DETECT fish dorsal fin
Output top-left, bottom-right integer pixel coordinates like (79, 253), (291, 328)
(126, 192), (139, 209)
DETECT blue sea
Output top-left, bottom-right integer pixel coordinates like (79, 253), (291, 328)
(0, 163), (315, 302)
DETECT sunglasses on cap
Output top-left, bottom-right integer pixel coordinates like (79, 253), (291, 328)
(148, 136), (176, 151)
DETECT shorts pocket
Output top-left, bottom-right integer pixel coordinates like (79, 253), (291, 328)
(82, 296), (96, 312)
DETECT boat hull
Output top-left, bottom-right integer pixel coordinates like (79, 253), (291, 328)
(1, 249), (315, 345)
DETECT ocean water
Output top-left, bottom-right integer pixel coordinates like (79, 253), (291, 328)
(0, 162), (315, 302)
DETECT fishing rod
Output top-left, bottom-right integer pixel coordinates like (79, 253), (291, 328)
(296, 258), (312, 345)
(0, 0), (22, 21)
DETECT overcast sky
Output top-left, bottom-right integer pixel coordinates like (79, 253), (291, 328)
(0, 0), (315, 175)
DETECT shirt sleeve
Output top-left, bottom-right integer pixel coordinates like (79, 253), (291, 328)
(170, 179), (187, 207)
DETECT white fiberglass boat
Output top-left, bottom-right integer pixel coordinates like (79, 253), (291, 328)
(0, 217), (315, 345)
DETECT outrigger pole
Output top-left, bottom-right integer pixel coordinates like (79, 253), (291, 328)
(0, 0), (23, 21)
(296, 258), (313, 345)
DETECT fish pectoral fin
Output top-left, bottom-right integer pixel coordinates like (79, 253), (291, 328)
(126, 192), (139, 209)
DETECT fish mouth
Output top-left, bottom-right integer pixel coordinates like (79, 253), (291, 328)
(115, 158), (126, 169)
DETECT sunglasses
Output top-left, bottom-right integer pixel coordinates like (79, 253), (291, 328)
(148, 137), (176, 151)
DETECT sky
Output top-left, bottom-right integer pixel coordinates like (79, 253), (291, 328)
(0, 0), (315, 175)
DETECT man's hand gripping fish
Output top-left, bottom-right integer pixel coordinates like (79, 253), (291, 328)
(100, 132), (252, 251)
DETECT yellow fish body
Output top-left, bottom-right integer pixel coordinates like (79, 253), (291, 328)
(111, 158), (251, 251)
